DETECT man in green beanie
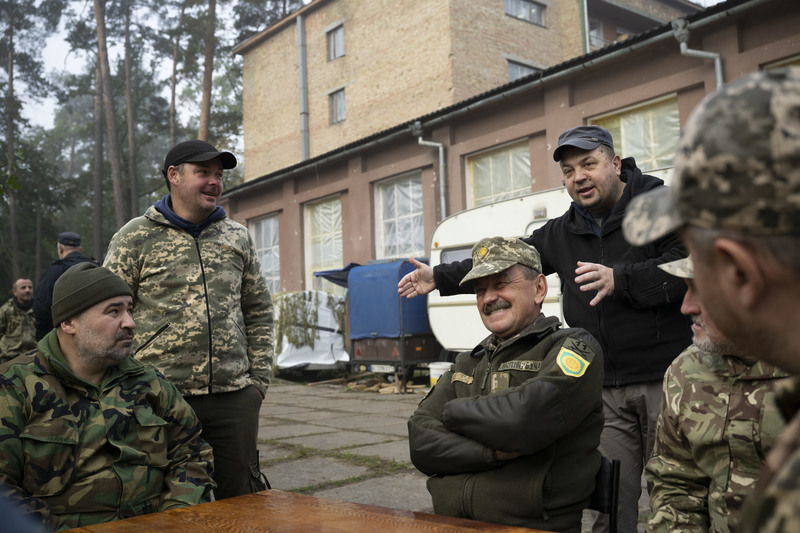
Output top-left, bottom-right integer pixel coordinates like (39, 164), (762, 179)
(408, 236), (603, 533)
(0, 263), (215, 531)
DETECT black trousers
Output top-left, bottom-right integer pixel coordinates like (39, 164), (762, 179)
(185, 386), (265, 500)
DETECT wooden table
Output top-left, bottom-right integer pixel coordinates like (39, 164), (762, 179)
(63, 490), (552, 532)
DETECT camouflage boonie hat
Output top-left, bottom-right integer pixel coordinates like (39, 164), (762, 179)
(459, 237), (542, 285)
(658, 256), (694, 279)
(623, 67), (800, 246)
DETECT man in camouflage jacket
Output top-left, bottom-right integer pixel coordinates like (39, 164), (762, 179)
(0, 278), (36, 362)
(646, 257), (788, 532)
(104, 140), (273, 499)
(408, 237), (604, 533)
(0, 263), (214, 531)
(623, 68), (800, 533)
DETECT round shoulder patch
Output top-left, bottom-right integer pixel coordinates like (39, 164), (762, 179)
(557, 347), (589, 377)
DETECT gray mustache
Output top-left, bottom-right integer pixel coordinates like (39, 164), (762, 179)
(483, 300), (511, 315)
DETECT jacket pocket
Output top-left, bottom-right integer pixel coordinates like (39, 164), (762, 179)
(20, 419), (80, 497)
(130, 405), (169, 467)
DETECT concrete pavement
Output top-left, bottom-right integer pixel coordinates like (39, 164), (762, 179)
(255, 378), (649, 532)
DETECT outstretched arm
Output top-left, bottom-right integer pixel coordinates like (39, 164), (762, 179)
(398, 257), (436, 299)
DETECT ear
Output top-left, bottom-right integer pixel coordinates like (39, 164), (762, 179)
(713, 238), (765, 310)
(612, 154), (622, 175)
(533, 274), (548, 305)
(60, 317), (78, 336)
(167, 166), (181, 188)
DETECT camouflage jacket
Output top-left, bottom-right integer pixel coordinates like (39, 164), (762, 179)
(104, 204), (274, 397)
(0, 297), (36, 363)
(738, 376), (800, 533)
(0, 331), (215, 531)
(408, 316), (604, 532)
(646, 346), (788, 533)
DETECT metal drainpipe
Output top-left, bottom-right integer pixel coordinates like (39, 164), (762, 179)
(297, 14), (310, 160)
(411, 121), (447, 221)
(671, 18), (724, 88)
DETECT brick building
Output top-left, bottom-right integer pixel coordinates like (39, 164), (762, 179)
(223, 0), (800, 295)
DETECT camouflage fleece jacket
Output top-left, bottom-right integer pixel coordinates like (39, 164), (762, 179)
(0, 297), (36, 362)
(646, 345), (788, 533)
(738, 376), (800, 533)
(0, 331), (215, 531)
(103, 204), (273, 397)
(408, 316), (604, 533)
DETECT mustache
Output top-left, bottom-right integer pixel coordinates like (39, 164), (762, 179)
(483, 300), (511, 315)
(116, 330), (134, 341)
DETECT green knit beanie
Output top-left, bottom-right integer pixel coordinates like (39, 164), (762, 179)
(52, 263), (133, 327)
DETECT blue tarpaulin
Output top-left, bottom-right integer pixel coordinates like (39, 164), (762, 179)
(348, 259), (431, 340)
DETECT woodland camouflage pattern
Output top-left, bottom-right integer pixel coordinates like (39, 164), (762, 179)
(0, 330), (214, 531)
(738, 376), (800, 533)
(623, 67), (800, 246)
(646, 346), (788, 533)
(0, 298), (36, 362)
(103, 205), (273, 397)
(460, 237), (542, 285)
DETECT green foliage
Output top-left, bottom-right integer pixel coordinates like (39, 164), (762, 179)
(274, 291), (346, 355)
(1, 150), (24, 196)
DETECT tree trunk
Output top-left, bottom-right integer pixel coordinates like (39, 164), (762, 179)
(5, 5), (19, 280)
(93, 63), (104, 260)
(170, 0), (187, 148)
(94, 0), (127, 229)
(124, 2), (139, 217)
(197, 0), (216, 141)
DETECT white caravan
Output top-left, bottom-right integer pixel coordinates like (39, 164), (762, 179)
(427, 187), (574, 353)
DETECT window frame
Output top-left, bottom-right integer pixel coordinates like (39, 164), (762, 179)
(329, 88), (346, 125)
(466, 140), (532, 208)
(327, 24), (344, 61)
(304, 195), (344, 295)
(374, 172), (425, 260)
(507, 60), (540, 82)
(504, 0), (546, 26)
(249, 214), (281, 294)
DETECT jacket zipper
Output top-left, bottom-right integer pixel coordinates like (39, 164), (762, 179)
(194, 236), (215, 394)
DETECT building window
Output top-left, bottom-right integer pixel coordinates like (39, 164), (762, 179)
(251, 214), (280, 294)
(591, 97), (680, 183)
(327, 25), (344, 61)
(589, 19), (605, 49)
(467, 141), (531, 208)
(505, 0), (545, 26)
(305, 195), (344, 295)
(329, 88), (346, 124)
(375, 173), (424, 259)
(508, 60), (540, 82)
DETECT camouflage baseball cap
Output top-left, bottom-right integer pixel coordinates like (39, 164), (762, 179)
(623, 67), (800, 246)
(459, 237), (542, 285)
(658, 256), (694, 279)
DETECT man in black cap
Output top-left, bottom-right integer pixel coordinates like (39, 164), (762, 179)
(104, 140), (273, 500)
(399, 125), (691, 532)
(33, 231), (99, 340)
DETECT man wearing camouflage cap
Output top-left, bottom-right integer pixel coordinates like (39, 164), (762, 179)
(408, 237), (603, 532)
(623, 67), (800, 532)
(645, 256), (787, 533)
(104, 140), (273, 499)
(0, 263), (214, 531)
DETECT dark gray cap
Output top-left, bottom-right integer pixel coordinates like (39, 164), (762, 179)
(553, 125), (615, 162)
(162, 140), (237, 178)
(58, 232), (81, 247)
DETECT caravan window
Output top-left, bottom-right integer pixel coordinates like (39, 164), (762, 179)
(441, 246), (472, 264)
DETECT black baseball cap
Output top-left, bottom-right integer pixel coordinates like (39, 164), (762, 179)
(162, 140), (237, 177)
(57, 232), (81, 247)
(553, 125), (615, 162)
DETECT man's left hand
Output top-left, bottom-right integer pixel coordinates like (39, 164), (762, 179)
(574, 261), (615, 306)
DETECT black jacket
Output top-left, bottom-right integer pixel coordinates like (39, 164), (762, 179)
(33, 251), (99, 340)
(434, 158), (691, 386)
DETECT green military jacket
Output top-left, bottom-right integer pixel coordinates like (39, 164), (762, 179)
(0, 331), (215, 531)
(408, 315), (604, 533)
(103, 205), (273, 397)
(646, 346), (788, 533)
(738, 375), (800, 533)
(0, 297), (36, 362)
